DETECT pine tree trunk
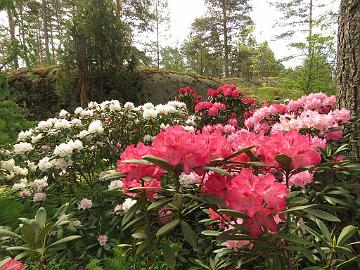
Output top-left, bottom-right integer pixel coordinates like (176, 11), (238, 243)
(336, 0), (360, 160)
(42, 0), (51, 64)
(115, 0), (121, 19)
(74, 30), (89, 108)
(6, 8), (19, 69)
(221, 0), (229, 78)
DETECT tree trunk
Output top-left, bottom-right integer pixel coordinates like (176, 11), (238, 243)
(74, 30), (90, 108)
(156, 0), (160, 69)
(336, 0), (360, 160)
(221, 0), (229, 78)
(115, 0), (121, 19)
(6, 8), (19, 69)
(42, 0), (51, 64)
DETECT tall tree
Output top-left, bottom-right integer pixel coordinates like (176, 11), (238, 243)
(205, 0), (252, 77)
(336, 0), (360, 160)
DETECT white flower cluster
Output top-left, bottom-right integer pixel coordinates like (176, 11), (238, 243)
(114, 198), (137, 214)
(108, 180), (123, 190)
(54, 140), (83, 157)
(11, 176), (49, 202)
(13, 142), (34, 155)
(179, 172), (200, 187)
(78, 198), (93, 210)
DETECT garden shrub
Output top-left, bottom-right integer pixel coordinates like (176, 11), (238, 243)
(0, 85), (359, 269)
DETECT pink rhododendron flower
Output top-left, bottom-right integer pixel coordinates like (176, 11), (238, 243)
(98, 234), (108, 246)
(260, 131), (322, 170)
(116, 142), (164, 181)
(288, 171), (314, 188)
(0, 259), (24, 270)
(244, 209), (278, 237)
(202, 171), (231, 200)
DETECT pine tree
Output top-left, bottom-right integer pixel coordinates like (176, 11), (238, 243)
(205, 0), (253, 77)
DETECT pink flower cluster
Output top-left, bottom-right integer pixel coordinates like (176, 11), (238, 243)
(0, 259), (24, 270)
(226, 169), (289, 236)
(195, 102), (227, 116)
(208, 84), (241, 98)
(245, 93), (351, 139)
(117, 125), (325, 236)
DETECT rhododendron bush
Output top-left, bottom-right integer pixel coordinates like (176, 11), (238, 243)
(1, 85), (360, 270)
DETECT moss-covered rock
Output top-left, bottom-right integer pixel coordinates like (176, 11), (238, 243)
(6, 66), (220, 120)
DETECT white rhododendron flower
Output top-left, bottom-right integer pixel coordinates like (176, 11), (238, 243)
(88, 120), (104, 134)
(19, 189), (31, 198)
(143, 109), (158, 119)
(38, 157), (53, 172)
(18, 130), (33, 141)
(179, 172), (200, 187)
(30, 177), (48, 192)
(37, 120), (53, 130)
(78, 130), (90, 139)
(116, 198), (137, 213)
(11, 178), (28, 192)
(13, 166), (28, 176)
(27, 161), (37, 172)
(124, 102), (134, 110)
(59, 109), (69, 118)
(74, 107), (83, 115)
(71, 118), (82, 127)
(54, 119), (71, 129)
(54, 158), (73, 170)
(31, 134), (43, 144)
(1, 159), (15, 171)
(33, 192), (46, 202)
(14, 142), (34, 154)
(78, 198), (93, 210)
(88, 101), (98, 109)
(108, 180), (123, 190)
(109, 100), (121, 111)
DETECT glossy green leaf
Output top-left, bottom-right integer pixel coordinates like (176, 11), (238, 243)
(0, 228), (21, 239)
(147, 198), (172, 211)
(21, 223), (36, 246)
(48, 235), (82, 248)
(315, 219), (331, 242)
(304, 208), (341, 222)
(142, 155), (175, 173)
(156, 219), (180, 237)
(337, 225), (358, 246)
(180, 220), (197, 248)
(202, 166), (232, 177)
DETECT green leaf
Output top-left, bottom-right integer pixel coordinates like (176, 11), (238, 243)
(336, 256), (360, 270)
(217, 209), (248, 219)
(122, 215), (145, 231)
(202, 166), (232, 177)
(121, 202), (140, 227)
(173, 193), (183, 209)
(122, 159), (150, 165)
(337, 225), (358, 246)
(142, 155), (175, 173)
(48, 235), (82, 248)
(161, 242), (176, 269)
(274, 154), (293, 170)
(147, 199), (172, 211)
(201, 230), (221, 237)
(156, 219), (180, 237)
(54, 203), (69, 218)
(180, 221), (197, 248)
(277, 233), (312, 246)
(6, 246), (32, 251)
(35, 207), (47, 228)
(315, 219), (331, 242)
(21, 223), (36, 246)
(0, 228), (21, 238)
(283, 204), (316, 213)
(304, 208), (341, 222)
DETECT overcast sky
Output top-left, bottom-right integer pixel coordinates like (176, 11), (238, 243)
(0, 0), (340, 67)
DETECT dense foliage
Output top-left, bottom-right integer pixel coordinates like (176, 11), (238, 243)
(0, 84), (359, 269)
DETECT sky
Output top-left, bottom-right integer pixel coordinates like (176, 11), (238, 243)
(0, 0), (341, 68)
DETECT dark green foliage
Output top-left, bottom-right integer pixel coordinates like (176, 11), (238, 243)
(0, 100), (36, 145)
